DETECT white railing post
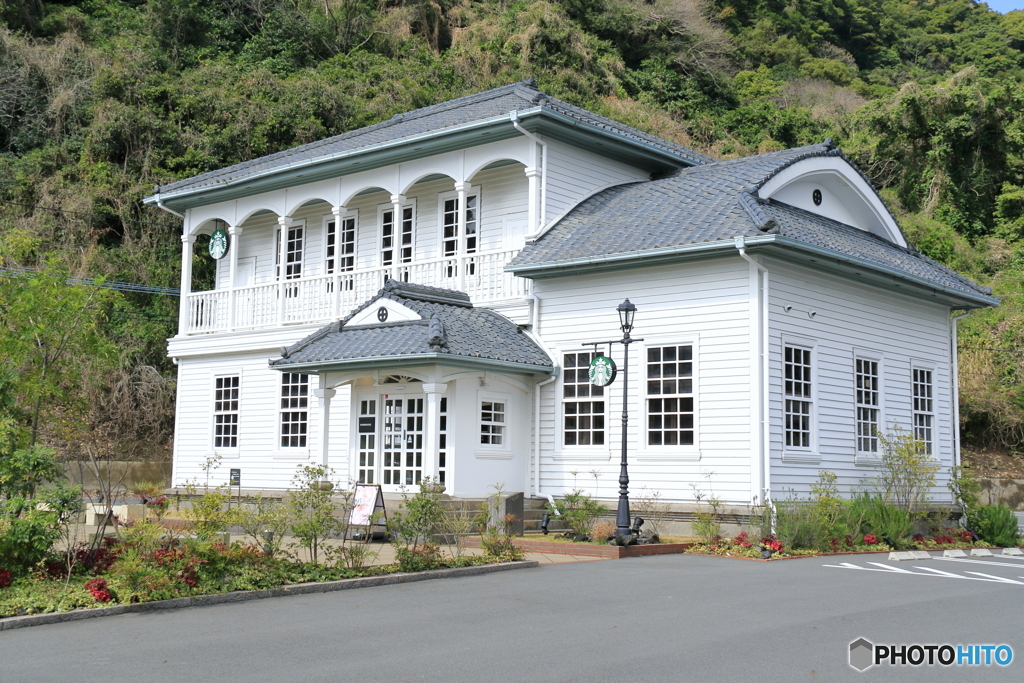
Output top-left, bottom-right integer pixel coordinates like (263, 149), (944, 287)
(179, 233), (195, 335)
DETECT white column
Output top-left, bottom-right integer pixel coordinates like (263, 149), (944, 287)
(331, 205), (345, 318)
(178, 234), (196, 335)
(525, 166), (540, 235)
(314, 385), (337, 467)
(277, 216), (290, 325)
(227, 225), (243, 331)
(422, 382), (448, 484)
(454, 181), (469, 290)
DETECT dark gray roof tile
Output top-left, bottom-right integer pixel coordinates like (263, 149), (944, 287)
(271, 280), (552, 370)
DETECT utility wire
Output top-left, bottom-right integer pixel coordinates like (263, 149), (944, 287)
(0, 199), (181, 230)
(0, 266), (180, 296)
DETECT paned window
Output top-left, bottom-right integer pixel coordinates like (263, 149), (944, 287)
(382, 207), (413, 267)
(275, 226), (303, 280)
(358, 399), (376, 484)
(325, 216), (355, 274)
(646, 345), (694, 446)
(855, 358), (880, 454)
(213, 376), (239, 449)
(442, 194), (478, 276)
(562, 352), (605, 446)
(279, 373), (309, 448)
(913, 368), (934, 454)
(438, 397), (448, 484)
(784, 346), (813, 449)
(480, 401), (505, 446)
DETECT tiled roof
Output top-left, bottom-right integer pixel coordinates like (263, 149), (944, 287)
(270, 281), (553, 370)
(153, 81), (710, 198)
(508, 143), (992, 300)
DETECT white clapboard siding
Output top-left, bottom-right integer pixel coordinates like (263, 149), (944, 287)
(766, 258), (954, 503)
(543, 139), (650, 223)
(173, 352), (352, 491)
(532, 258), (755, 504)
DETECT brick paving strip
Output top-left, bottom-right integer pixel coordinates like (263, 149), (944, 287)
(0, 560), (539, 632)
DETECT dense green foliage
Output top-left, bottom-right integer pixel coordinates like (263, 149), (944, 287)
(3, 1), (1024, 454)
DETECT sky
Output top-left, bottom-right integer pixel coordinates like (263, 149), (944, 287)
(986, 0), (1024, 12)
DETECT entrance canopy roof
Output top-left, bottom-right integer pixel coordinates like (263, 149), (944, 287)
(269, 280), (554, 376)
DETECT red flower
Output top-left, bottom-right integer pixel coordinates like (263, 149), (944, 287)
(85, 577), (113, 603)
(0, 567), (12, 588)
(863, 534), (878, 545)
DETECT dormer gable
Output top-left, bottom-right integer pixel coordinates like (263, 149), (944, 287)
(755, 151), (907, 248)
(345, 297), (421, 327)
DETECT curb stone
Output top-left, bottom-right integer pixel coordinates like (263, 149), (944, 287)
(0, 560), (539, 632)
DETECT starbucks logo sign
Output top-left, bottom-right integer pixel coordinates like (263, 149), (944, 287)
(588, 355), (617, 387)
(209, 228), (229, 260)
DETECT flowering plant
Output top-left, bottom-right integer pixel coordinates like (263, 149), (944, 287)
(0, 566), (12, 589)
(863, 534), (878, 545)
(733, 531), (753, 548)
(761, 536), (783, 553)
(85, 577), (113, 603)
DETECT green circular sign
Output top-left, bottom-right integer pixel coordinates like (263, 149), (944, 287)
(588, 355), (617, 387)
(209, 228), (229, 260)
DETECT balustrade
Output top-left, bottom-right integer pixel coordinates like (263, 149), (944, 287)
(181, 250), (530, 335)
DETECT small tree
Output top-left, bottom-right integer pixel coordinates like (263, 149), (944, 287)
(875, 427), (939, 514)
(288, 464), (341, 564)
(237, 492), (290, 558)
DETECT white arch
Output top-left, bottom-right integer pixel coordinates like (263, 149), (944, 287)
(465, 157), (527, 184)
(283, 178), (336, 216)
(399, 171), (457, 197)
(757, 156), (906, 247)
(190, 215), (233, 236)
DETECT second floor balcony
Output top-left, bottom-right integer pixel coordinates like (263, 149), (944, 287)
(183, 249), (531, 335)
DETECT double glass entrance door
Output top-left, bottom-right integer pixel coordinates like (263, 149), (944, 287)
(357, 395), (424, 489)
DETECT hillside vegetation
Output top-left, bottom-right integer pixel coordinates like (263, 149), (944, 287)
(2, 0), (1024, 468)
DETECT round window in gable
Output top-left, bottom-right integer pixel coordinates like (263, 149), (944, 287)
(812, 189), (822, 206)
(377, 306), (389, 322)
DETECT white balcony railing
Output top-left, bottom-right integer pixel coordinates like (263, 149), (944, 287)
(183, 250), (531, 335)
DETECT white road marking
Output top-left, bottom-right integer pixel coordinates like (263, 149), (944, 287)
(933, 556), (1024, 569)
(821, 561), (1024, 585)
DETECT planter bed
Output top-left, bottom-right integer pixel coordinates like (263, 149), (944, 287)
(0, 560), (538, 632)
(466, 536), (694, 558)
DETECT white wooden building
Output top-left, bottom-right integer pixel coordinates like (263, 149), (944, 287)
(145, 80), (997, 509)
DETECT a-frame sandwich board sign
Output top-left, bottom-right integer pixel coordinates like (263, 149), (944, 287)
(350, 483), (388, 537)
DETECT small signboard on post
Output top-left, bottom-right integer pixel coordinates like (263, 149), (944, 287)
(349, 484), (388, 538)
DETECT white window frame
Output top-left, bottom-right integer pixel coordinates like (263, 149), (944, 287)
(274, 218), (306, 282)
(475, 391), (513, 459)
(854, 350), (884, 462)
(557, 348), (610, 458)
(438, 186), (481, 259)
(781, 336), (819, 464)
(322, 209), (358, 276)
(377, 200), (416, 268)
(210, 371), (241, 457)
(911, 362), (936, 458)
(278, 372), (310, 450)
(637, 335), (700, 462)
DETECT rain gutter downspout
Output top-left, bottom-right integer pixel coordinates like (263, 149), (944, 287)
(534, 374), (558, 514)
(951, 311), (972, 471)
(735, 237), (771, 507)
(523, 292), (559, 513)
(510, 111), (548, 235)
(154, 194), (185, 219)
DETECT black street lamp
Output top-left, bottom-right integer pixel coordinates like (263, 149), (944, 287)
(584, 299), (643, 545)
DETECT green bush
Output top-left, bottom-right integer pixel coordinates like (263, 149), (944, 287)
(973, 505), (1021, 547)
(548, 490), (607, 539)
(848, 493), (914, 548)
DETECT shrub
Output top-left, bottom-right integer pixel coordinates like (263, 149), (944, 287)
(850, 493), (914, 548)
(394, 544), (443, 572)
(549, 490), (607, 539)
(0, 566), (12, 588)
(973, 505), (1021, 547)
(288, 465), (344, 564)
(875, 428), (939, 513)
(390, 477), (446, 552)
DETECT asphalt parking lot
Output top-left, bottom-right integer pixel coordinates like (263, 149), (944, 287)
(2, 552), (1022, 683)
